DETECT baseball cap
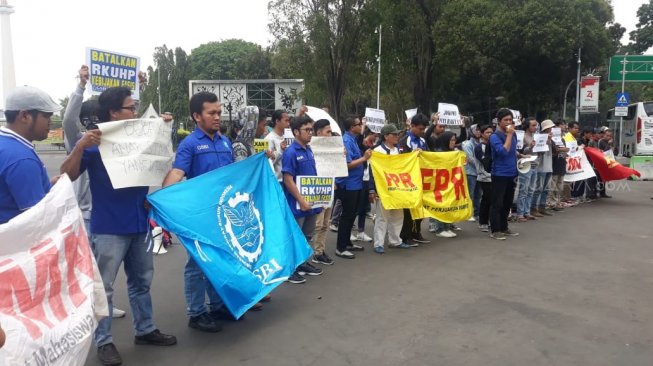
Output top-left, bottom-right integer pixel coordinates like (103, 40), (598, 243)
(5, 86), (62, 113)
(380, 124), (399, 135)
(600, 126), (609, 132)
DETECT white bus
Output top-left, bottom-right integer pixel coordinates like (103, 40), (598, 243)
(606, 101), (653, 157)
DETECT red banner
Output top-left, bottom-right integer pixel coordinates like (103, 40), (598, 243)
(584, 147), (641, 181)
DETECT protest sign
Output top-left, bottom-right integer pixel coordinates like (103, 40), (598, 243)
(511, 110), (522, 126)
(515, 130), (525, 150)
(405, 108), (418, 120)
(233, 106), (259, 162)
(532, 133), (550, 152)
(411, 151), (472, 222)
(305, 106), (342, 136)
(567, 141), (579, 157)
(148, 154), (313, 319)
(254, 139), (269, 153)
(369, 151), (422, 210)
(564, 148), (596, 182)
(552, 127), (563, 146)
(283, 128), (295, 146)
(97, 118), (173, 189)
(365, 108), (386, 133)
(0, 175), (108, 366)
(296, 176), (334, 209)
(86, 47), (140, 100)
(437, 103), (462, 125)
(310, 136), (348, 177)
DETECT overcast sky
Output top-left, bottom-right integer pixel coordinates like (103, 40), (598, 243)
(0, 0), (648, 106)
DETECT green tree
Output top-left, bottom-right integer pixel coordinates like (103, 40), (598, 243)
(629, 0), (653, 54)
(189, 39), (271, 80)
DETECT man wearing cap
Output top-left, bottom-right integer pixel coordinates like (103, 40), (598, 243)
(0, 86), (61, 224)
(531, 119), (555, 216)
(369, 124), (411, 254)
(61, 87), (177, 366)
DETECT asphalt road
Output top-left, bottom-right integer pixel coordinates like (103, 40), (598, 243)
(39, 152), (653, 366)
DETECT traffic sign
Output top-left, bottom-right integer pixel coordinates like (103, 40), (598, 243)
(615, 92), (630, 107)
(608, 55), (653, 82)
(615, 106), (628, 117)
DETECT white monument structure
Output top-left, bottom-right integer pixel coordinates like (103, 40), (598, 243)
(0, 0), (16, 115)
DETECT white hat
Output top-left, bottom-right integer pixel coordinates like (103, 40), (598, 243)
(5, 86), (62, 113)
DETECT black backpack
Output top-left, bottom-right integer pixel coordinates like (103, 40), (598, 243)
(475, 142), (492, 173)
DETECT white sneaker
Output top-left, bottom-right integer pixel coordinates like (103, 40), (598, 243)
(467, 216), (476, 222)
(350, 234), (359, 242)
(329, 224), (338, 232)
(436, 230), (456, 238)
(445, 230), (458, 237)
(357, 232), (373, 242)
(113, 307), (126, 318)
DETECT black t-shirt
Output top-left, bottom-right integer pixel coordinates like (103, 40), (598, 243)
(552, 145), (566, 175)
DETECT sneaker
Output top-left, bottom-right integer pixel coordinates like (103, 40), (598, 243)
(435, 230), (456, 238)
(335, 250), (355, 259)
(450, 224), (462, 231)
(412, 235), (430, 244)
(188, 312), (222, 333)
(350, 233), (359, 242)
(357, 232), (373, 242)
(478, 224), (489, 232)
(112, 307), (126, 318)
(346, 244), (364, 251)
(329, 224), (339, 232)
(389, 242), (411, 249)
(467, 216), (476, 222)
(489, 232), (506, 240)
(374, 246), (385, 254)
(312, 253), (334, 265)
(98, 343), (122, 366)
(503, 229), (520, 236)
(286, 271), (307, 284)
(297, 262), (323, 276)
(404, 241), (419, 247)
(209, 307), (240, 322)
(134, 329), (177, 346)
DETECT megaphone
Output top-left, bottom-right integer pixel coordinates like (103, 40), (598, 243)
(517, 158), (531, 174)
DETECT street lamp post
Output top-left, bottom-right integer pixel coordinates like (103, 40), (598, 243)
(375, 25), (382, 109)
(563, 78), (575, 120)
(575, 47), (581, 122)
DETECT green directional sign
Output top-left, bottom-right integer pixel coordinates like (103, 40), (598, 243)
(608, 55), (653, 82)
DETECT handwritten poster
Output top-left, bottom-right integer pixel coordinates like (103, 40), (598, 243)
(437, 103), (462, 125)
(515, 130), (525, 150)
(86, 47), (140, 100)
(365, 108), (386, 133)
(309, 136), (348, 177)
(532, 133), (550, 152)
(552, 127), (563, 146)
(97, 118), (173, 188)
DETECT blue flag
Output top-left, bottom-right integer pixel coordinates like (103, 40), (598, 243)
(147, 153), (313, 318)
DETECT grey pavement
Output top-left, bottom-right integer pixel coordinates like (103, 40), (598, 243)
(40, 152), (653, 366)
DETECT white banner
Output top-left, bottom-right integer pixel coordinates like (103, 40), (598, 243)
(437, 103), (462, 125)
(304, 106), (342, 136)
(532, 133), (550, 152)
(564, 148), (596, 182)
(0, 175), (108, 366)
(310, 136), (348, 177)
(515, 130), (525, 150)
(97, 118), (174, 189)
(579, 76), (600, 114)
(364, 108), (386, 133)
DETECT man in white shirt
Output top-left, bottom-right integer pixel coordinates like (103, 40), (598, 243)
(265, 109), (290, 181)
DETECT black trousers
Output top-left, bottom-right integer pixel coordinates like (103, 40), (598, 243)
(478, 181), (492, 226)
(490, 176), (516, 233)
(400, 210), (422, 242)
(335, 189), (361, 252)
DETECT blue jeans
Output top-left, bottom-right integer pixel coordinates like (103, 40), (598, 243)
(532, 172), (552, 208)
(91, 233), (156, 347)
(516, 169), (537, 216)
(466, 175), (481, 217)
(185, 256), (224, 317)
(429, 218), (453, 232)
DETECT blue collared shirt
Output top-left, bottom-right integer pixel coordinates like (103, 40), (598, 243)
(490, 131), (518, 177)
(281, 141), (322, 217)
(81, 146), (149, 235)
(173, 128), (233, 179)
(0, 127), (50, 224)
(335, 132), (364, 190)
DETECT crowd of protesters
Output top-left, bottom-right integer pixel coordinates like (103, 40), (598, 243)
(0, 66), (617, 364)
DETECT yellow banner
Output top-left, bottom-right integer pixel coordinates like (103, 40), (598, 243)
(370, 151), (422, 209)
(410, 151), (471, 223)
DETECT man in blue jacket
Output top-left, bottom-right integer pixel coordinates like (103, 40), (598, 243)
(489, 108), (519, 240)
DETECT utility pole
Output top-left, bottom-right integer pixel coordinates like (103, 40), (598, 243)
(575, 47), (581, 122)
(619, 54), (628, 157)
(376, 25), (382, 109)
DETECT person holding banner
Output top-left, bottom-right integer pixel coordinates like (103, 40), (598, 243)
(311, 119), (337, 265)
(515, 117), (540, 222)
(369, 124), (411, 253)
(0, 86), (61, 224)
(531, 120), (555, 216)
(398, 113), (430, 245)
(489, 108), (520, 240)
(473, 125), (494, 232)
(428, 132), (461, 238)
(60, 87), (177, 366)
(282, 116), (324, 281)
(334, 116), (372, 259)
(265, 110), (291, 182)
(565, 121), (587, 203)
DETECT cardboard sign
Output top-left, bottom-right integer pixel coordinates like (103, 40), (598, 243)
(437, 103), (462, 125)
(310, 136), (348, 177)
(296, 176), (335, 209)
(97, 118), (173, 188)
(86, 47), (140, 100)
(532, 133), (550, 152)
(365, 108), (386, 133)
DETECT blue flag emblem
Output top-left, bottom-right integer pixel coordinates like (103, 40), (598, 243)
(147, 153), (313, 318)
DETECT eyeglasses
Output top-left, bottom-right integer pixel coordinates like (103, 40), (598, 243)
(121, 105), (138, 112)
